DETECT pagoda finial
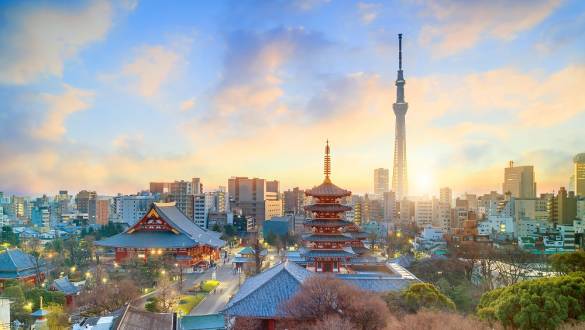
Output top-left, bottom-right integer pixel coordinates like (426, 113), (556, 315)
(40, 296), (43, 310)
(324, 140), (331, 183)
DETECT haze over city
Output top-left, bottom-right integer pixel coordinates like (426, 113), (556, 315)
(1, 0), (584, 197)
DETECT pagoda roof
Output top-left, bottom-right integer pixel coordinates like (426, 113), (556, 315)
(305, 181), (351, 198)
(304, 219), (354, 227)
(222, 261), (311, 318)
(302, 234), (353, 242)
(299, 246), (357, 258)
(96, 203), (225, 249)
(304, 203), (352, 212)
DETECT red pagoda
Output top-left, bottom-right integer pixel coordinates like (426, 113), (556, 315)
(301, 141), (368, 272)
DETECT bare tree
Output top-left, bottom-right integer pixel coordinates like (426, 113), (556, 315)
(280, 275), (388, 330)
(156, 274), (179, 312)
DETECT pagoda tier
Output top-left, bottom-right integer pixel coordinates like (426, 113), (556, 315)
(300, 141), (368, 273)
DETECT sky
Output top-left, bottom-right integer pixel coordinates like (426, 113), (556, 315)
(0, 0), (584, 198)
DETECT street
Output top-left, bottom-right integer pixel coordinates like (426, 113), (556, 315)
(189, 258), (240, 315)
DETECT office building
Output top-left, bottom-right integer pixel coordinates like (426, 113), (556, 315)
(284, 187), (305, 215)
(502, 161), (536, 198)
(95, 197), (111, 225)
(75, 190), (97, 214)
(575, 153), (585, 197)
(112, 193), (158, 225)
(383, 191), (396, 220)
(548, 187), (577, 225)
(228, 177), (280, 226)
(439, 187), (452, 207)
(374, 168), (389, 198)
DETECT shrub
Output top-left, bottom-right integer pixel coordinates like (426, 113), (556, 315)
(385, 283), (456, 315)
(477, 272), (585, 329)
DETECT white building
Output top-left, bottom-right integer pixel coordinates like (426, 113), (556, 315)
(414, 198), (437, 228)
(194, 193), (215, 228)
(112, 194), (157, 225)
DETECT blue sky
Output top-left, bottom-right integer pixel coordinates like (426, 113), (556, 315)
(0, 0), (584, 197)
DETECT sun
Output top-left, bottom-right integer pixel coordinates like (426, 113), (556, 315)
(413, 172), (435, 195)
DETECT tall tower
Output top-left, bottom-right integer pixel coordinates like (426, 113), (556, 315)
(392, 33), (408, 200)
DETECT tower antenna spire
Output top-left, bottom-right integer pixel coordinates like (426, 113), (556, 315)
(398, 33), (402, 70)
(324, 140), (331, 183)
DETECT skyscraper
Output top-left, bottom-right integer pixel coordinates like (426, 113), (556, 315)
(374, 168), (389, 198)
(502, 161), (536, 198)
(392, 34), (408, 200)
(574, 153), (585, 197)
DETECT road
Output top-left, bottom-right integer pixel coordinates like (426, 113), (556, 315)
(189, 258), (241, 315)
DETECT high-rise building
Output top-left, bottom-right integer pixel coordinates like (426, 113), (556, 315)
(95, 197), (111, 225)
(112, 193), (157, 225)
(392, 34), (408, 200)
(149, 182), (170, 194)
(502, 161), (536, 198)
(284, 187), (305, 215)
(414, 198), (437, 228)
(383, 191), (396, 221)
(439, 187), (452, 207)
(194, 193), (215, 228)
(228, 177), (279, 227)
(575, 153), (585, 197)
(374, 168), (389, 198)
(75, 190), (97, 214)
(548, 187), (577, 225)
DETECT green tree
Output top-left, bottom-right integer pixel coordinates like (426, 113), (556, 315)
(1, 226), (20, 246)
(477, 272), (585, 329)
(46, 304), (69, 329)
(385, 283), (455, 314)
(3, 284), (30, 324)
(550, 251), (585, 274)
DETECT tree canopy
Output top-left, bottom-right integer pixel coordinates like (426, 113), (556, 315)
(477, 272), (585, 329)
(550, 251), (585, 274)
(385, 283), (456, 315)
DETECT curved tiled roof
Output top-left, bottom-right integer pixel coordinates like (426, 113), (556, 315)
(222, 261), (311, 318)
(304, 219), (354, 227)
(305, 182), (351, 197)
(304, 204), (352, 212)
(96, 203), (225, 249)
(302, 234), (353, 242)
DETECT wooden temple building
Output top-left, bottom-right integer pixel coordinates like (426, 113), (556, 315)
(96, 202), (225, 266)
(222, 142), (419, 329)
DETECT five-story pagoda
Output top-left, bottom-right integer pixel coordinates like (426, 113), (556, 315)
(301, 141), (368, 272)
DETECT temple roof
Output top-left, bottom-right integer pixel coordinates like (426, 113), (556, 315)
(51, 276), (79, 295)
(221, 260), (420, 319)
(305, 181), (351, 198)
(299, 246), (357, 258)
(222, 261), (311, 318)
(304, 203), (352, 212)
(0, 248), (43, 279)
(115, 305), (175, 330)
(304, 219), (354, 227)
(96, 203), (225, 249)
(302, 233), (353, 242)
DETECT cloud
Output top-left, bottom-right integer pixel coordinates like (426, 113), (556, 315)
(200, 27), (330, 132)
(293, 0), (331, 11)
(180, 98), (197, 112)
(121, 45), (182, 98)
(34, 85), (94, 141)
(418, 0), (562, 56)
(0, 0), (113, 84)
(357, 2), (382, 24)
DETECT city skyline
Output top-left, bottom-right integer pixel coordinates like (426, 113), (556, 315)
(1, 0), (584, 196)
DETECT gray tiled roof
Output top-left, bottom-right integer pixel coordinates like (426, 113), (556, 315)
(96, 203), (225, 249)
(299, 246), (357, 258)
(222, 261), (312, 318)
(95, 231), (200, 249)
(302, 234), (353, 242)
(52, 276), (79, 295)
(0, 248), (42, 279)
